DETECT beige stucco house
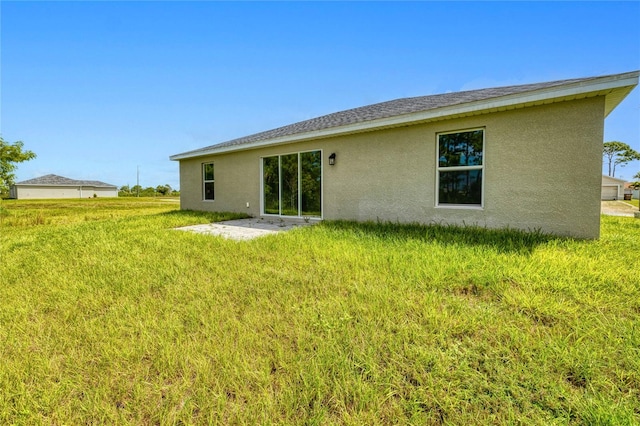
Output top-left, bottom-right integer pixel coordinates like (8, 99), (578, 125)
(601, 175), (627, 200)
(171, 71), (638, 239)
(10, 174), (118, 199)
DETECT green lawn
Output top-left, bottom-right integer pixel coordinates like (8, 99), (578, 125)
(1, 198), (639, 424)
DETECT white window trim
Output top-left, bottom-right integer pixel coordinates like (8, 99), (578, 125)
(202, 162), (215, 202)
(435, 128), (485, 209)
(259, 149), (324, 219)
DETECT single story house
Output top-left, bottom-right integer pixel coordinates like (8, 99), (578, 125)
(10, 174), (118, 199)
(170, 71), (639, 239)
(601, 175), (626, 200)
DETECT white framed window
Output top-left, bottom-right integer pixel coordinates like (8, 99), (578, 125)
(436, 128), (484, 207)
(203, 163), (214, 201)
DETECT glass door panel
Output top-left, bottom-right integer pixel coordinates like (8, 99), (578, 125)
(263, 156), (280, 214)
(301, 151), (322, 217)
(280, 154), (299, 216)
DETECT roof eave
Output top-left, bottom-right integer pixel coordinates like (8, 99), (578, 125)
(602, 175), (628, 183)
(15, 183), (117, 188)
(170, 72), (639, 161)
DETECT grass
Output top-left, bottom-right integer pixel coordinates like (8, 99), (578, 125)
(1, 198), (639, 424)
(623, 198), (639, 208)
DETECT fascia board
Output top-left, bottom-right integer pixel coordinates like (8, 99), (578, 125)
(170, 73), (639, 161)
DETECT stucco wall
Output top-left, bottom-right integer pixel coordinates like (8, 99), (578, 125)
(14, 186), (118, 199)
(178, 97), (605, 238)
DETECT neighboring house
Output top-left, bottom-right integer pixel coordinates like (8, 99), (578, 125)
(601, 175), (626, 200)
(170, 71), (639, 239)
(10, 174), (118, 199)
(624, 182), (639, 200)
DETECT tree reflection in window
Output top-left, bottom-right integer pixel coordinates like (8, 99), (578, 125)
(203, 163), (215, 200)
(262, 150), (322, 217)
(301, 151), (321, 216)
(437, 130), (484, 206)
(281, 154), (299, 216)
(263, 157), (279, 214)
(438, 130), (483, 167)
(439, 170), (482, 204)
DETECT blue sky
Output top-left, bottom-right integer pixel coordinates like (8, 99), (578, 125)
(2, 1), (639, 189)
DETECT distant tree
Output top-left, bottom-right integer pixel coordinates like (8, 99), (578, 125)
(603, 141), (640, 177)
(634, 171), (640, 181)
(118, 185), (132, 197)
(156, 184), (172, 196)
(141, 187), (156, 197)
(131, 185), (142, 197)
(0, 137), (37, 197)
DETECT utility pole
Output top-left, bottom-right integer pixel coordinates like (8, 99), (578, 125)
(136, 166), (140, 197)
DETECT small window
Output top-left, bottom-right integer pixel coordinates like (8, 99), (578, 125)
(437, 129), (484, 206)
(203, 163), (214, 200)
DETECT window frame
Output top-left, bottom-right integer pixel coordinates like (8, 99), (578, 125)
(202, 162), (215, 201)
(435, 128), (485, 209)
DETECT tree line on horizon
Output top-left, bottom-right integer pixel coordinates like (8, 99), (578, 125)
(118, 184), (179, 197)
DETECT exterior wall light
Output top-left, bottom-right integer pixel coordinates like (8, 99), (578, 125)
(329, 153), (336, 166)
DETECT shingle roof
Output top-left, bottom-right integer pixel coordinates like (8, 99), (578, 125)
(171, 71), (639, 160)
(15, 174), (117, 188)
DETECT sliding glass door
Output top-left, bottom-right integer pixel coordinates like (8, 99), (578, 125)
(262, 150), (321, 217)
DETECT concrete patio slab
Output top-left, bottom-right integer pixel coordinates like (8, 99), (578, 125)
(175, 217), (317, 241)
(601, 200), (637, 217)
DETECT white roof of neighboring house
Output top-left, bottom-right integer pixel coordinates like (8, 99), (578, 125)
(171, 70), (639, 160)
(602, 175), (627, 184)
(15, 174), (117, 188)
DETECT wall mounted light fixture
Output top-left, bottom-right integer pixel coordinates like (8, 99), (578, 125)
(329, 153), (336, 166)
